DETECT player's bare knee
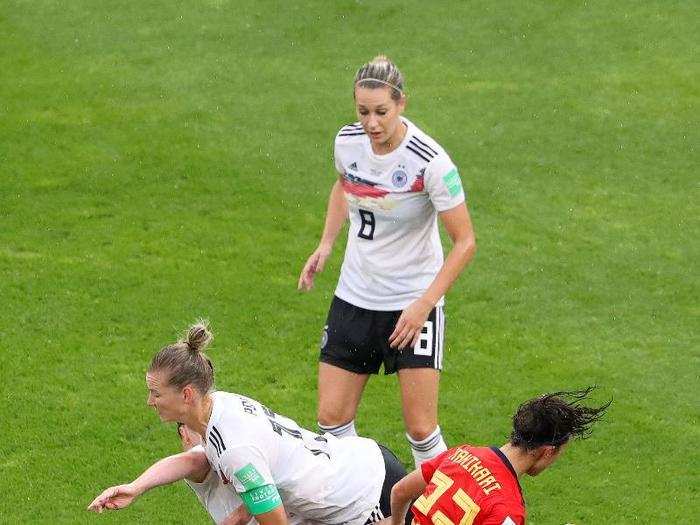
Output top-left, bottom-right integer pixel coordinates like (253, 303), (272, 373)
(317, 407), (353, 428)
(406, 424), (438, 442)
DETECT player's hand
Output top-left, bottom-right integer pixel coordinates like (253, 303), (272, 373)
(389, 299), (432, 350)
(298, 244), (332, 291)
(87, 483), (140, 513)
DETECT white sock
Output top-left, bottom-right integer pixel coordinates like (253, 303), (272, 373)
(407, 426), (447, 468)
(318, 420), (358, 438)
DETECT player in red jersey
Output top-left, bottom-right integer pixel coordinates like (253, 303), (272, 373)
(388, 388), (610, 525)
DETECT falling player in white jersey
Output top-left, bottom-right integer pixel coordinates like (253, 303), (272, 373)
(298, 55), (477, 467)
(88, 322), (410, 525)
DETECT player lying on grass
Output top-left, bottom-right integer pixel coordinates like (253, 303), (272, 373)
(389, 387), (610, 525)
(88, 321), (410, 525)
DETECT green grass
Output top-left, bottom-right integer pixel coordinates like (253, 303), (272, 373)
(1, 1), (697, 523)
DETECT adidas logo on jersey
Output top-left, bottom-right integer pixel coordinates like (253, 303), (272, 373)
(349, 162), (358, 171)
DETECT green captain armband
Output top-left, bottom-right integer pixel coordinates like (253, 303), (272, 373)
(240, 484), (282, 514)
(235, 463), (282, 515)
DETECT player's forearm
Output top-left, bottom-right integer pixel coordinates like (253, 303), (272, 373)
(130, 451), (206, 495)
(421, 235), (476, 307)
(389, 491), (413, 525)
(390, 470), (428, 525)
(220, 506), (254, 525)
(319, 180), (348, 247)
(251, 505), (288, 525)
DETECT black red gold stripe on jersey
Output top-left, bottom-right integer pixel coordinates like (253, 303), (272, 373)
(406, 135), (437, 162)
(341, 172), (388, 198)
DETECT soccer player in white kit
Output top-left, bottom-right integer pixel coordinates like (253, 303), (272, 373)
(298, 56), (477, 467)
(88, 322), (409, 524)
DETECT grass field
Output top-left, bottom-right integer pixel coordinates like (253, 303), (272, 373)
(1, 1), (697, 523)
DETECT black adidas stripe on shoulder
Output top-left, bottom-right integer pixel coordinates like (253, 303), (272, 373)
(406, 136), (438, 162)
(339, 123), (365, 137)
(208, 426), (227, 457)
(411, 135), (438, 156)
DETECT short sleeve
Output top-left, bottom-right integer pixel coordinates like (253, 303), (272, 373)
(420, 448), (454, 482)
(425, 154), (466, 211)
(218, 445), (275, 494)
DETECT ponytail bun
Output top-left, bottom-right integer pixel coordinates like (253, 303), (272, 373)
(370, 54), (390, 65)
(185, 320), (213, 353)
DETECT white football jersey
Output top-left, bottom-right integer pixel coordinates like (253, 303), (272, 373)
(333, 117), (466, 311)
(184, 449), (255, 525)
(204, 391), (384, 524)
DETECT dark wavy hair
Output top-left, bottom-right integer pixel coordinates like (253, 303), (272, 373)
(510, 386), (611, 450)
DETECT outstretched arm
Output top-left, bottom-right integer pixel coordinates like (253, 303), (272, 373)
(87, 448), (210, 513)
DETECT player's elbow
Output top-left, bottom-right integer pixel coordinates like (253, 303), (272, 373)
(465, 236), (477, 256)
(390, 479), (409, 505)
(454, 235), (477, 261)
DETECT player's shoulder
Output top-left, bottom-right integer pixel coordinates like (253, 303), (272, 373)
(402, 118), (449, 165)
(206, 391), (255, 452)
(335, 121), (367, 144)
(482, 447), (525, 524)
(484, 485), (524, 507)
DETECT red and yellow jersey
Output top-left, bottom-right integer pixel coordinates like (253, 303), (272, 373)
(411, 446), (526, 525)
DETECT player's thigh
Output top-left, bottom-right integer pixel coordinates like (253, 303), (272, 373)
(397, 367), (441, 439)
(317, 296), (379, 424)
(318, 362), (370, 425)
(320, 296), (381, 373)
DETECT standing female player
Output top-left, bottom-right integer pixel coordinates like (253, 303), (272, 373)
(298, 55), (476, 466)
(88, 322), (409, 525)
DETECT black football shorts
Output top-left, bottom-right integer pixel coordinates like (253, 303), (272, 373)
(319, 296), (445, 375)
(365, 443), (413, 525)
